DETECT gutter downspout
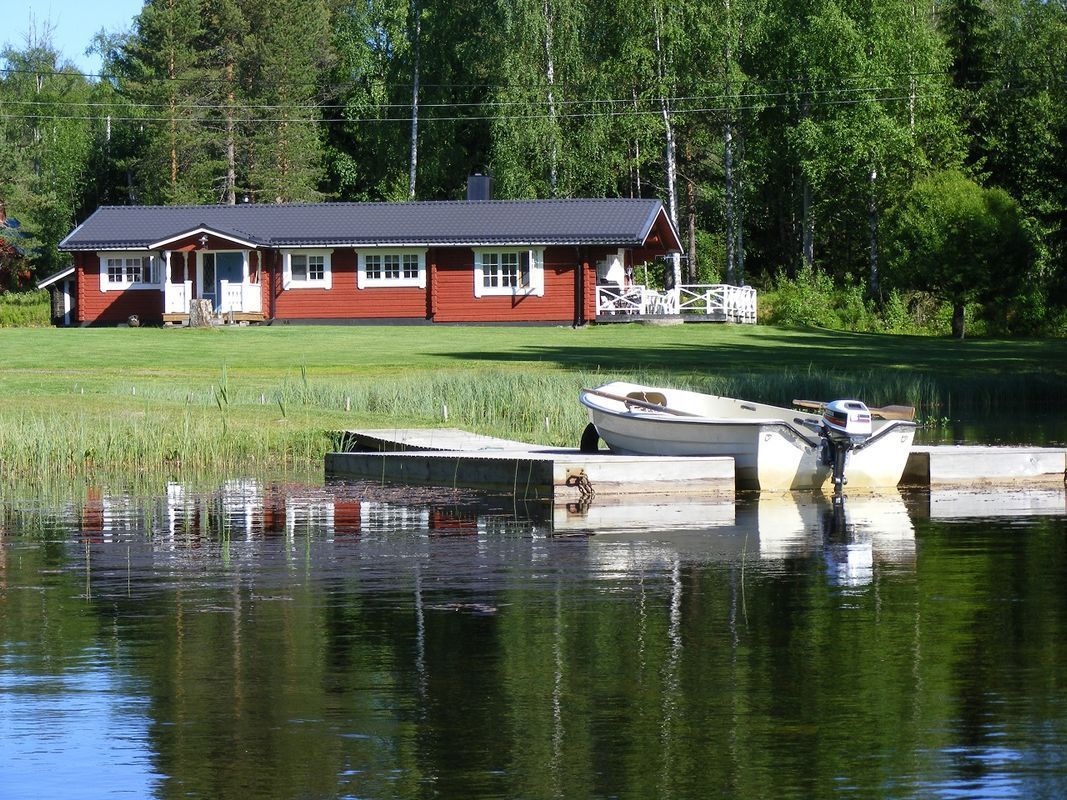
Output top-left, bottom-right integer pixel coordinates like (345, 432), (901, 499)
(267, 250), (277, 324)
(575, 247), (586, 328)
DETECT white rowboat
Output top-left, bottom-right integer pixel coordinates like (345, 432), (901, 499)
(579, 381), (917, 491)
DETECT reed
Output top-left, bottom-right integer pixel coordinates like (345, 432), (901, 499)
(1, 325), (1064, 480)
(0, 405), (332, 479)
(2, 364), (1054, 482)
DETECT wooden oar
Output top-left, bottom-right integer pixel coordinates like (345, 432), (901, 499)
(792, 399), (915, 421)
(582, 387), (703, 417)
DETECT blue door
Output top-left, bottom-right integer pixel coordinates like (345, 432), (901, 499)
(215, 252), (244, 311)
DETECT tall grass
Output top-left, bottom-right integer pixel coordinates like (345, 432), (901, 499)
(3, 364), (1059, 481)
(0, 290), (50, 327)
(0, 405), (332, 479)
(201, 366), (1067, 430)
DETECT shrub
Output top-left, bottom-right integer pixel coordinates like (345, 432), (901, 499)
(764, 264), (840, 327)
(761, 270), (978, 336)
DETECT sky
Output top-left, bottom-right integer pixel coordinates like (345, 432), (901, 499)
(4, 1), (145, 76)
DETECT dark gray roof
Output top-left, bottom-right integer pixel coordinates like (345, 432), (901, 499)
(59, 199), (681, 251)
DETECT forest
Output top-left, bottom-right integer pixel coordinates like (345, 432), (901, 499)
(0, 0), (1064, 336)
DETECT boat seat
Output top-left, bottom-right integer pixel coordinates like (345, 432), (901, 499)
(626, 391), (668, 408)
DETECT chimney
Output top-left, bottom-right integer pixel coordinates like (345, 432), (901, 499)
(466, 173), (493, 202)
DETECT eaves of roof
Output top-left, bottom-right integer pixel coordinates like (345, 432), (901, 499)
(149, 224), (262, 249)
(267, 236), (648, 248)
(36, 265), (75, 289)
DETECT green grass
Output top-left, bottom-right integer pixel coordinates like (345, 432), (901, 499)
(1, 324), (1064, 478)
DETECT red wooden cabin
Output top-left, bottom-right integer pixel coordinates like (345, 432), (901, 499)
(48, 191), (681, 327)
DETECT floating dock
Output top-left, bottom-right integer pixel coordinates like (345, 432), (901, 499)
(326, 429), (1067, 500)
(903, 445), (1067, 486)
(327, 429), (734, 501)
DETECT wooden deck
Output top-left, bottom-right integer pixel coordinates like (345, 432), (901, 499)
(163, 311), (266, 325)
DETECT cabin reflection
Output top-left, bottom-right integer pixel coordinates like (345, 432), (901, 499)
(66, 480), (1066, 589)
(153, 480), (515, 543)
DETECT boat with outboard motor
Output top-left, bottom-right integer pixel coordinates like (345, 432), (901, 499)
(578, 381), (917, 491)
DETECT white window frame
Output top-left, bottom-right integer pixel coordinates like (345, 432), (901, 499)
(98, 252), (160, 292)
(357, 248), (427, 289)
(282, 249), (333, 290)
(473, 247), (545, 298)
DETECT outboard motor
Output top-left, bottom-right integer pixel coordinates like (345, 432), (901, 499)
(819, 400), (873, 493)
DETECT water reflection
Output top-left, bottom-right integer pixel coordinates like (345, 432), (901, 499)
(65, 480), (933, 594)
(0, 660), (161, 800)
(562, 491), (917, 590)
(1, 479), (1066, 800)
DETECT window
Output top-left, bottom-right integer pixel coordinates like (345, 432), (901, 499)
(473, 248), (545, 297)
(292, 254), (324, 282)
(357, 249), (426, 289)
(282, 249), (333, 289)
(98, 253), (159, 292)
(481, 252), (526, 289)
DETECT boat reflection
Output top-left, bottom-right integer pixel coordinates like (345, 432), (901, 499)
(818, 493), (915, 588)
(570, 490), (916, 587)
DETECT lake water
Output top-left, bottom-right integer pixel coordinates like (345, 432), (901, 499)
(2, 477), (1066, 800)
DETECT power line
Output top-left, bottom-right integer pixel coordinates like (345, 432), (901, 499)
(0, 89), (966, 126)
(0, 62), (1058, 92)
(3, 74), (1055, 118)
(0, 82), (933, 113)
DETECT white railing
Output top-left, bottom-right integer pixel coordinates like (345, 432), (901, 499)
(242, 282), (263, 313)
(167, 280), (262, 315)
(164, 280), (193, 314)
(596, 284), (645, 315)
(595, 285), (680, 316)
(678, 284), (757, 323)
(643, 288), (679, 315)
(219, 280), (262, 314)
(596, 283), (757, 323)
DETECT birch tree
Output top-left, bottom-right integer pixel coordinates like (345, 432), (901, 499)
(489, 0), (569, 198)
(594, 0), (666, 199)
(407, 0), (422, 199)
(0, 28), (93, 276)
(718, 0), (763, 285)
(651, 0), (683, 287)
(489, 0), (616, 199)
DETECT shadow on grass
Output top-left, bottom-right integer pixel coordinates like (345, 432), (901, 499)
(438, 326), (1067, 414)
(445, 327), (1067, 379)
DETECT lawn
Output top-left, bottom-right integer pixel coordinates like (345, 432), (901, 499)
(1, 324), (1064, 479)
(5, 322), (1065, 378)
